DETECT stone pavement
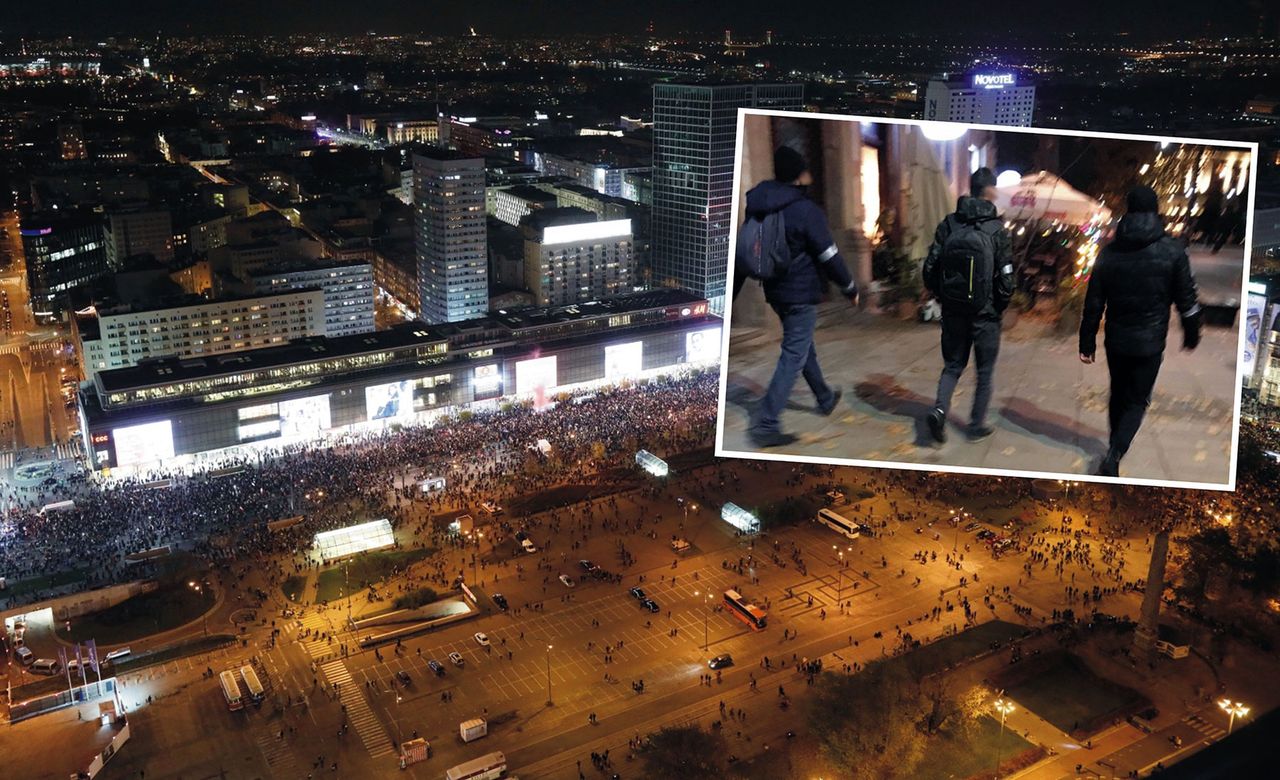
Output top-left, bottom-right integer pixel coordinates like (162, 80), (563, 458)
(721, 310), (1237, 488)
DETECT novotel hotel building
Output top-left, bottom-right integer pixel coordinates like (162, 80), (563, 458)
(924, 72), (1035, 127)
(77, 289), (721, 476)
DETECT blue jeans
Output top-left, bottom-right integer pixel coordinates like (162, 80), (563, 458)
(752, 303), (835, 435)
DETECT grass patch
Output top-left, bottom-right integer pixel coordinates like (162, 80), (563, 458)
(56, 581), (218, 645)
(282, 575), (307, 603)
(392, 587), (440, 610)
(5, 568), (91, 598)
(1005, 654), (1148, 736)
(757, 494), (824, 530)
(914, 715), (1040, 780)
(507, 484), (629, 515)
(314, 548), (433, 603)
(898, 620), (1029, 676)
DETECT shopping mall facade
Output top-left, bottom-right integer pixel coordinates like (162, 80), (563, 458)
(77, 289), (720, 476)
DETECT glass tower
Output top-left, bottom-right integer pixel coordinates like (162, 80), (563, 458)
(413, 148), (489, 324)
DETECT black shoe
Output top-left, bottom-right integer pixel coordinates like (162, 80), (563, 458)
(926, 408), (947, 443)
(967, 425), (995, 442)
(818, 389), (843, 417)
(749, 429), (799, 449)
(1097, 455), (1120, 477)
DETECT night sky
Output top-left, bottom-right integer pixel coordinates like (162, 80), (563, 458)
(3, 0), (1268, 38)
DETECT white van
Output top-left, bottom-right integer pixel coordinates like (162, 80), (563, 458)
(31, 658), (62, 675)
(15, 645), (34, 665)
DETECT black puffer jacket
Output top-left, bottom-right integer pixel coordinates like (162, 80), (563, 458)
(922, 196), (1015, 320)
(1079, 212), (1201, 358)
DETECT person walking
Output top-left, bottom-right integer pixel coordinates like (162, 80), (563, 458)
(923, 168), (1015, 443)
(739, 145), (859, 448)
(1079, 185), (1201, 477)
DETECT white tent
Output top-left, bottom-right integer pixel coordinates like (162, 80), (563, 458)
(995, 171), (1111, 226)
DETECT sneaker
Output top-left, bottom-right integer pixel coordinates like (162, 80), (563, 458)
(748, 429), (799, 449)
(926, 408), (947, 443)
(967, 425), (995, 442)
(818, 389), (843, 417)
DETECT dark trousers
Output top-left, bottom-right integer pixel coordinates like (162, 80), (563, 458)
(752, 303), (835, 435)
(1105, 350), (1163, 460)
(934, 313), (1001, 428)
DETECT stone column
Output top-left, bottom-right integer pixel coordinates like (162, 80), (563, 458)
(821, 119), (872, 301)
(729, 113), (775, 330)
(1134, 529), (1171, 660)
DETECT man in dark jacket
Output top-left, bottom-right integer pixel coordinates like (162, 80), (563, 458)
(743, 145), (859, 448)
(1080, 185), (1201, 477)
(922, 168), (1016, 443)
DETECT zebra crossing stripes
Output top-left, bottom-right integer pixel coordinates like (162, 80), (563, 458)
(254, 730), (301, 776)
(1183, 713), (1227, 740)
(320, 659), (396, 760)
(298, 613), (338, 660)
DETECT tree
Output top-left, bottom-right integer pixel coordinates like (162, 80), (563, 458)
(807, 662), (927, 779)
(640, 725), (725, 780)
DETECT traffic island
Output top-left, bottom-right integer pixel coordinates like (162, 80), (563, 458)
(995, 650), (1151, 738)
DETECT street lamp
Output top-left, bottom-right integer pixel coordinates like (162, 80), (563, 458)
(993, 696), (1015, 773)
(1219, 698), (1249, 734)
(545, 644), (553, 706)
(472, 531), (484, 584)
(694, 590), (712, 651)
(188, 581), (208, 637)
(833, 545), (850, 611)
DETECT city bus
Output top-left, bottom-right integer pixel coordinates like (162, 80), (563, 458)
(240, 665), (265, 703)
(723, 589), (768, 631)
(816, 508), (860, 540)
(445, 750), (507, 780)
(219, 670), (244, 711)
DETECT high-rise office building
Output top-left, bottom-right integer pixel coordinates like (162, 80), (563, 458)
(652, 82), (803, 313)
(21, 211), (109, 319)
(924, 73), (1036, 126)
(521, 208), (635, 307)
(413, 148), (488, 324)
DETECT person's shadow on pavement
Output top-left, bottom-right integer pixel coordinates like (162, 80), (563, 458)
(998, 396), (1108, 463)
(854, 374), (937, 448)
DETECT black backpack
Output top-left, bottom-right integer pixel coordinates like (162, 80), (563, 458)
(938, 220), (996, 313)
(736, 209), (791, 283)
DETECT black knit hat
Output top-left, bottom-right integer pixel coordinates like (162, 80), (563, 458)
(774, 145), (808, 182)
(970, 167), (998, 196)
(1126, 185), (1159, 214)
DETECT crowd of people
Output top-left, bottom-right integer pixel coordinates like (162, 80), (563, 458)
(0, 371), (721, 607)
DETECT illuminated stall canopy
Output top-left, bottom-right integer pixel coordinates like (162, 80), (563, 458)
(721, 502), (760, 535)
(635, 449), (669, 477)
(315, 519), (395, 561)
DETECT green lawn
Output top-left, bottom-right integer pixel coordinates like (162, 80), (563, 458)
(282, 575), (307, 603)
(56, 581), (218, 645)
(915, 715), (1040, 780)
(314, 547), (433, 603)
(1006, 655), (1148, 735)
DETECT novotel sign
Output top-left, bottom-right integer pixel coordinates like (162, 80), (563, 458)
(973, 73), (1015, 89)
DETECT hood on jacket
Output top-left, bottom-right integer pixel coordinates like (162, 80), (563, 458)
(1111, 212), (1166, 250)
(746, 180), (807, 216)
(954, 195), (1000, 224)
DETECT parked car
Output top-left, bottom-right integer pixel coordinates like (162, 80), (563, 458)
(521, 539), (538, 554)
(492, 593), (509, 611)
(448, 652), (465, 667)
(708, 654), (734, 670)
(474, 632), (491, 647)
(640, 599), (660, 613)
(558, 574), (576, 587)
(396, 670), (412, 686)
(578, 559), (598, 572)
(514, 530), (528, 542)
(479, 501), (504, 515)
(964, 522), (982, 532)
(629, 587), (646, 600)
(976, 529), (996, 540)
(427, 660), (445, 676)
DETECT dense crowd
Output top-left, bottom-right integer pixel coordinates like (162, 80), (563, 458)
(0, 371), (720, 604)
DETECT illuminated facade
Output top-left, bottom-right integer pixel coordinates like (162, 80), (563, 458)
(523, 210), (635, 307)
(20, 211), (109, 319)
(79, 290), (717, 472)
(652, 82), (804, 314)
(924, 74), (1036, 126)
(413, 148), (489, 324)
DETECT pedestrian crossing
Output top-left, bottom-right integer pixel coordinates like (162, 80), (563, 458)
(320, 659), (396, 760)
(254, 730), (301, 776)
(54, 440), (80, 462)
(298, 612), (339, 660)
(1183, 713), (1227, 740)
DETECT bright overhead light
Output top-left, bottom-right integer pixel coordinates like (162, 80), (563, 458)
(996, 170), (1023, 188)
(919, 122), (967, 141)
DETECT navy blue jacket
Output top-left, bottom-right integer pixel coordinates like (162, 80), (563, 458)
(740, 180), (857, 306)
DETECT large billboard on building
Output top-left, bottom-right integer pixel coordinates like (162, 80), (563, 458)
(473, 363), (503, 400)
(113, 420), (175, 467)
(280, 394), (331, 438)
(1244, 291), (1266, 379)
(605, 341), (643, 381)
(515, 356), (557, 396)
(685, 326), (722, 363)
(366, 380), (414, 422)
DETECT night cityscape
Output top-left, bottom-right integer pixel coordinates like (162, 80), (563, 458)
(2, 3), (1280, 779)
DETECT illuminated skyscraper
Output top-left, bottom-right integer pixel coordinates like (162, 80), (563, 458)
(924, 73), (1036, 126)
(651, 82), (803, 313)
(413, 148), (489, 323)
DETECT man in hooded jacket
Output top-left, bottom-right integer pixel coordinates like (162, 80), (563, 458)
(741, 145), (859, 448)
(1080, 185), (1201, 477)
